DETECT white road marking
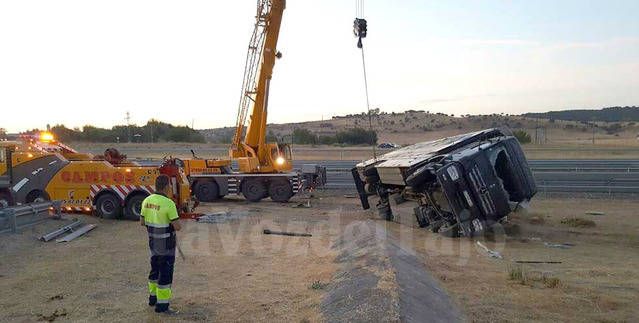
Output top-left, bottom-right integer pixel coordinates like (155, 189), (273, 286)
(49, 160), (58, 165)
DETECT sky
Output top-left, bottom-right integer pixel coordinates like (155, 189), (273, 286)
(1, 0), (638, 133)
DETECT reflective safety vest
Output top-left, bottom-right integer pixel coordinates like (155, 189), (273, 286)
(141, 193), (179, 240)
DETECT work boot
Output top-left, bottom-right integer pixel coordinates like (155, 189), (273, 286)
(155, 307), (179, 315)
(148, 296), (157, 306)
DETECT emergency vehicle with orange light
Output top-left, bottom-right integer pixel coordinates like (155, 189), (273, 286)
(0, 132), (194, 219)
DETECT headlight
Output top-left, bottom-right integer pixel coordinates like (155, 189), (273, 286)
(276, 156), (285, 165)
(446, 166), (460, 181)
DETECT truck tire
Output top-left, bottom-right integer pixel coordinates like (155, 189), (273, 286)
(96, 193), (122, 219)
(124, 194), (147, 221)
(242, 179), (267, 202)
(269, 179), (293, 202)
(26, 190), (50, 203)
(194, 181), (220, 202)
(438, 223), (461, 238)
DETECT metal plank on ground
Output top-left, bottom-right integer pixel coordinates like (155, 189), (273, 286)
(39, 220), (83, 242)
(56, 224), (96, 243)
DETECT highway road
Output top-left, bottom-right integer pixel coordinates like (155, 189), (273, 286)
(135, 159), (639, 194)
(294, 160), (639, 194)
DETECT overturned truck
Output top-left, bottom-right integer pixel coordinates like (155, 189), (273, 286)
(352, 129), (537, 237)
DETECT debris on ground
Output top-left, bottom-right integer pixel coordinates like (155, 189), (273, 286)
(343, 194), (358, 199)
(196, 211), (249, 224)
(47, 294), (64, 302)
(39, 220), (82, 242)
(544, 242), (575, 249)
(292, 201), (311, 208)
(476, 241), (503, 259)
(263, 229), (312, 237)
(38, 308), (67, 322)
(528, 215), (545, 225)
(56, 224), (96, 243)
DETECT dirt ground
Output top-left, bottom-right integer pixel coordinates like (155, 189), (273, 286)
(1, 194), (638, 322)
(0, 195), (368, 322)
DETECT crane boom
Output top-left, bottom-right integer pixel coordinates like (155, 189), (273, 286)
(230, 0), (287, 174)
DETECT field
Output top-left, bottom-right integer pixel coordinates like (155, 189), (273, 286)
(61, 110), (639, 161)
(1, 193), (638, 322)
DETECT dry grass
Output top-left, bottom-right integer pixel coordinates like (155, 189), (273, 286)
(385, 197), (639, 322)
(561, 217), (597, 228)
(508, 264), (561, 288)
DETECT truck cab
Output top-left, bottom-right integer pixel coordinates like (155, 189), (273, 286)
(353, 129), (537, 237)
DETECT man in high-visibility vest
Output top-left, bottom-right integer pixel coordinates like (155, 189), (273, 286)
(140, 174), (182, 314)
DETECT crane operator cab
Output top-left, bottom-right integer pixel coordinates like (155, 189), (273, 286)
(268, 143), (293, 173)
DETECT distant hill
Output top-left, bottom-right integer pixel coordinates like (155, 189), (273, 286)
(524, 106), (639, 122)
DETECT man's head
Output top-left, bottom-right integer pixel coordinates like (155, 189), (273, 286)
(155, 175), (171, 196)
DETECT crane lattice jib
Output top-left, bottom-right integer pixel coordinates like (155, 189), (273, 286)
(232, 0), (271, 152)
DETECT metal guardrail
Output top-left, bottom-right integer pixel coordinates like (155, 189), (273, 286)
(311, 160), (639, 194)
(134, 158), (639, 194)
(0, 201), (62, 234)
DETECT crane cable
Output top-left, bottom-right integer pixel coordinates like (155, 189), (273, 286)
(354, 0), (376, 159)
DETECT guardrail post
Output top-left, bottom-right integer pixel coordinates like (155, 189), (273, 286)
(5, 209), (17, 233)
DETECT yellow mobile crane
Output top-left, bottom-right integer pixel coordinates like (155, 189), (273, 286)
(230, 0), (290, 174)
(185, 0), (325, 203)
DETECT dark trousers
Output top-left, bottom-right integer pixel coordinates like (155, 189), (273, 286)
(148, 237), (176, 312)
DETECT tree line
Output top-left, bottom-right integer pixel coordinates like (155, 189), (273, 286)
(292, 128), (377, 145)
(524, 106), (639, 122)
(49, 120), (206, 143)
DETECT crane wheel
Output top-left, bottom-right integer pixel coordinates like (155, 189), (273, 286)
(124, 194), (147, 221)
(242, 179), (267, 202)
(269, 179), (293, 203)
(95, 193), (122, 219)
(194, 181), (220, 202)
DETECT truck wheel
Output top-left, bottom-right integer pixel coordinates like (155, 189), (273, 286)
(242, 179), (266, 202)
(26, 190), (50, 203)
(269, 179), (293, 202)
(124, 194), (147, 221)
(96, 193), (122, 219)
(439, 223), (461, 238)
(194, 181), (220, 202)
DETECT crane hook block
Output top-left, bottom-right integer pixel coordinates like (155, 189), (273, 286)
(353, 18), (367, 48)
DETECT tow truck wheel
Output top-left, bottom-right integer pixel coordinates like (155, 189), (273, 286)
(26, 190), (50, 203)
(242, 179), (267, 202)
(124, 194), (147, 221)
(194, 181), (220, 202)
(269, 179), (293, 203)
(96, 193), (122, 219)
